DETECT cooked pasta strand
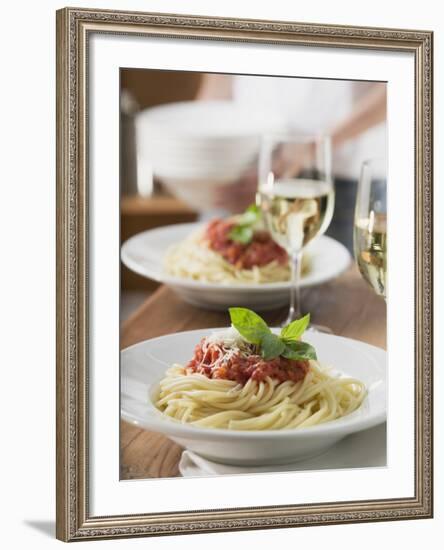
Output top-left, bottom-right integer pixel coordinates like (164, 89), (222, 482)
(155, 362), (366, 431)
(164, 229), (310, 284)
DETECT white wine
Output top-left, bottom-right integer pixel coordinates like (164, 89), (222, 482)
(259, 179), (335, 253)
(354, 213), (387, 298)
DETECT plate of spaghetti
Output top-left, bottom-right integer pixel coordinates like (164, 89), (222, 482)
(121, 308), (386, 466)
(121, 206), (351, 310)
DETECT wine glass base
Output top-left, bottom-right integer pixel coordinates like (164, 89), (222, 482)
(306, 324), (333, 334)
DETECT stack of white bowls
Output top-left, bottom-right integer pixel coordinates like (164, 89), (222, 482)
(136, 100), (286, 209)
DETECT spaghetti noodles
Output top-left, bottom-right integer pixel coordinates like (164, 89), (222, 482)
(155, 327), (366, 431)
(164, 225), (309, 284)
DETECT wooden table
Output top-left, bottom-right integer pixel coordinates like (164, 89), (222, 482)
(120, 265), (386, 480)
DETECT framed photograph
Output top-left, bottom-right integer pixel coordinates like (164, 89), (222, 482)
(56, 7), (433, 541)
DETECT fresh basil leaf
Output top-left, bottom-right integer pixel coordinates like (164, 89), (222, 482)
(280, 313), (310, 342)
(246, 204), (260, 214)
(229, 307), (271, 344)
(238, 204), (261, 225)
(261, 332), (286, 360)
(281, 340), (317, 361)
(229, 225), (254, 244)
(228, 205), (262, 243)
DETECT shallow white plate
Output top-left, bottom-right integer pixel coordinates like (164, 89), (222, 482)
(136, 100), (286, 140)
(136, 101), (287, 185)
(121, 330), (386, 466)
(121, 223), (351, 310)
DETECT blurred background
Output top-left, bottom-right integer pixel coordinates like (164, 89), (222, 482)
(120, 69), (200, 305)
(120, 68), (386, 318)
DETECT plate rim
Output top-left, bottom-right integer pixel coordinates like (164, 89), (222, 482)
(121, 329), (387, 440)
(121, 222), (351, 291)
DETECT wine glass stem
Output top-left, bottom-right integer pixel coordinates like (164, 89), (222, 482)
(287, 250), (302, 323)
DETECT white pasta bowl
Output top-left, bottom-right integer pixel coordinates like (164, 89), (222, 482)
(136, 100), (287, 208)
(121, 329), (386, 466)
(121, 222), (351, 311)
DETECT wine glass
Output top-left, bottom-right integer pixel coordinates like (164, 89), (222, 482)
(257, 133), (334, 326)
(354, 158), (387, 300)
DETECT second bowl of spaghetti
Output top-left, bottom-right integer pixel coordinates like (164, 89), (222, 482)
(121, 219), (350, 310)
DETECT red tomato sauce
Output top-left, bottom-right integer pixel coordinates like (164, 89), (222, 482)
(204, 219), (288, 269)
(186, 339), (309, 385)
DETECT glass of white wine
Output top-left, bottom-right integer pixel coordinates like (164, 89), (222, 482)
(258, 133), (334, 326)
(354, 158), (387, 300)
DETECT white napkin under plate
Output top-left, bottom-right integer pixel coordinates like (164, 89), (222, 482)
(179, 423), (386, 477)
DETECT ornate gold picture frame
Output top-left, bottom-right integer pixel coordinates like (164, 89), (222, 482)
(56, 7), (433, 541)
